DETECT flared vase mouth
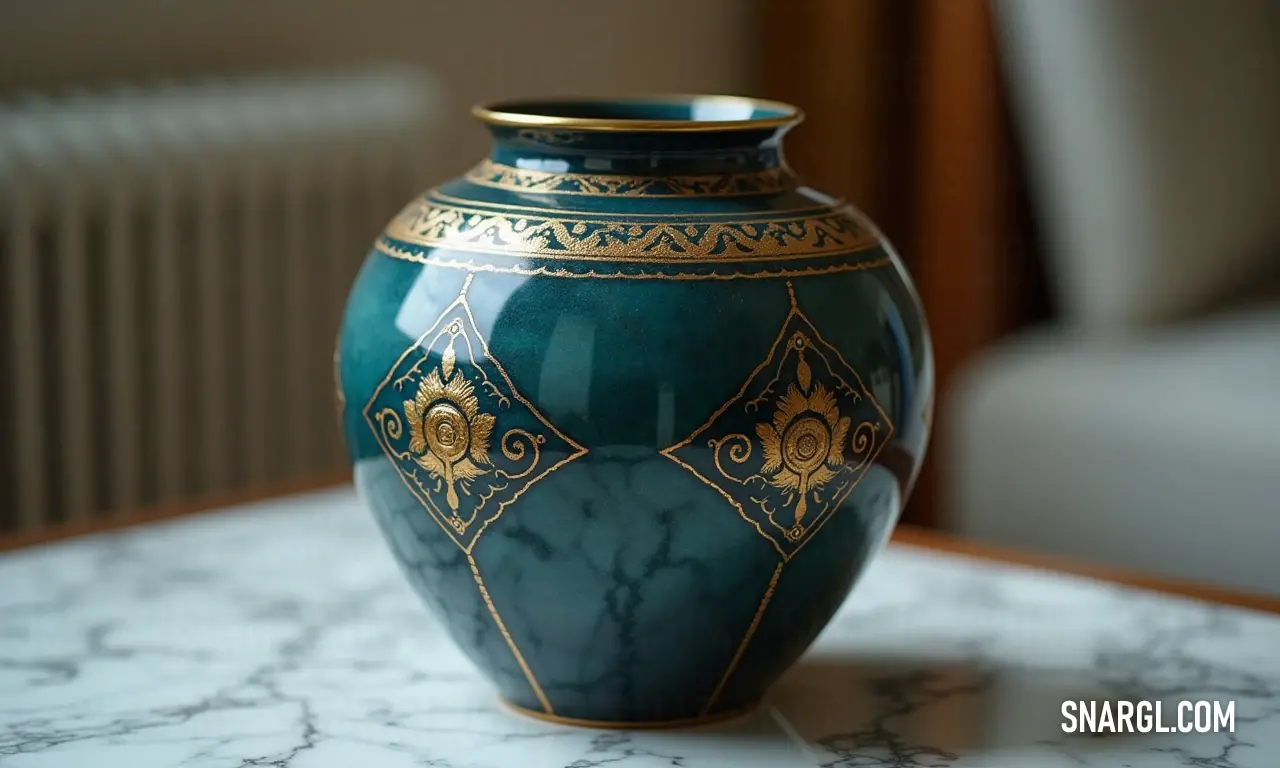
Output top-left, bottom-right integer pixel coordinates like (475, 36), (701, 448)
(472, 94), (804, 132)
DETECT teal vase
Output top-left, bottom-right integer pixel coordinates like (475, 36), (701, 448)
(337, 96), (933, 728)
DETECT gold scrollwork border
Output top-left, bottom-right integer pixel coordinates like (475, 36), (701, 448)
(374, 238), (892, 281)
(382, 193), (880, 263)
(464, 158), (798, 198)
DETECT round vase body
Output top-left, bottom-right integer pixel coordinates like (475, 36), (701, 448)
(337, 97), (933, 727)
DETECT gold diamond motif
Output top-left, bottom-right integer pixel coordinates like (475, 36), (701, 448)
(364, 275), (586, 552)
(661, 281), (894, 560)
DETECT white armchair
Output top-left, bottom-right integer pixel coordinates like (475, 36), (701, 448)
(946, 0), (1280, 594)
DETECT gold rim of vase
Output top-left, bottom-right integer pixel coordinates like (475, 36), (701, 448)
(472, 94), (804, 133)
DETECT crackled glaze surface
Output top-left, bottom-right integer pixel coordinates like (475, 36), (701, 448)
(3, 488), (1278, 767)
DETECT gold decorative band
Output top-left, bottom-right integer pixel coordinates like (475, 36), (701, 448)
(464, 159), (798, 197)
(375, 239), (892, 281)
(382, 193), (879, 263)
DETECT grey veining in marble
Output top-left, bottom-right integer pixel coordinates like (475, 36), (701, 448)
(1, 487), (1277, 767)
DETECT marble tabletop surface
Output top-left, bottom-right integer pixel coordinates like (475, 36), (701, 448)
(2, 487), (1277, 768)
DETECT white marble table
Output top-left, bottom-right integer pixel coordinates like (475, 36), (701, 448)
(2, 487), (1277, 767)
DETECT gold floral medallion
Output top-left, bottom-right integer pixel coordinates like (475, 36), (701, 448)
(661, 281), (893, 560)
(363, 275), (587, 552)
(756, 373), (850, 532)
(403, 359), (496, 514)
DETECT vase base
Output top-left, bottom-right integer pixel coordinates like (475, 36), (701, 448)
(497, 697), (764, 731)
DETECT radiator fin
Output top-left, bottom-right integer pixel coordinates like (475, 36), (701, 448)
(0, 70), (443, 532)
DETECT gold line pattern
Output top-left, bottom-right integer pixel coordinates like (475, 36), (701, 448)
(456, 295), (590, 549)
(703, 561), (784, 715)
(658, 280), (896, 717)
(383, 194), (879, 262)
(362, 273), (583, 717)
(375, 239), (892, 281)
(469, 553), (555, 714)
(663, 450), (788, 558)
(464, 158), (798, 197)
(659, 310), (798, 558)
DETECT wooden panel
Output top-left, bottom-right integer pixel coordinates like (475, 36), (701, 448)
(903, 0), (1016, 528)
(758, 0), (1023, 528)
(755, 0), (918, 243)
(892, 526), (1280, 615)
(756, 0), (881, 206)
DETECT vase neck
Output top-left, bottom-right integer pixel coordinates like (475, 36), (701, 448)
(475, 96), (801, 177)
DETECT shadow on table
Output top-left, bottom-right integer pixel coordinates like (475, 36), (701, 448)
(661, 651), (1179, 763)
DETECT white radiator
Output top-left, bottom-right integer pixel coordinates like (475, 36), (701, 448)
(0, 69), (444, 533)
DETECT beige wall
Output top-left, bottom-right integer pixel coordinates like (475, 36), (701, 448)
(0, 0), (757, 175)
